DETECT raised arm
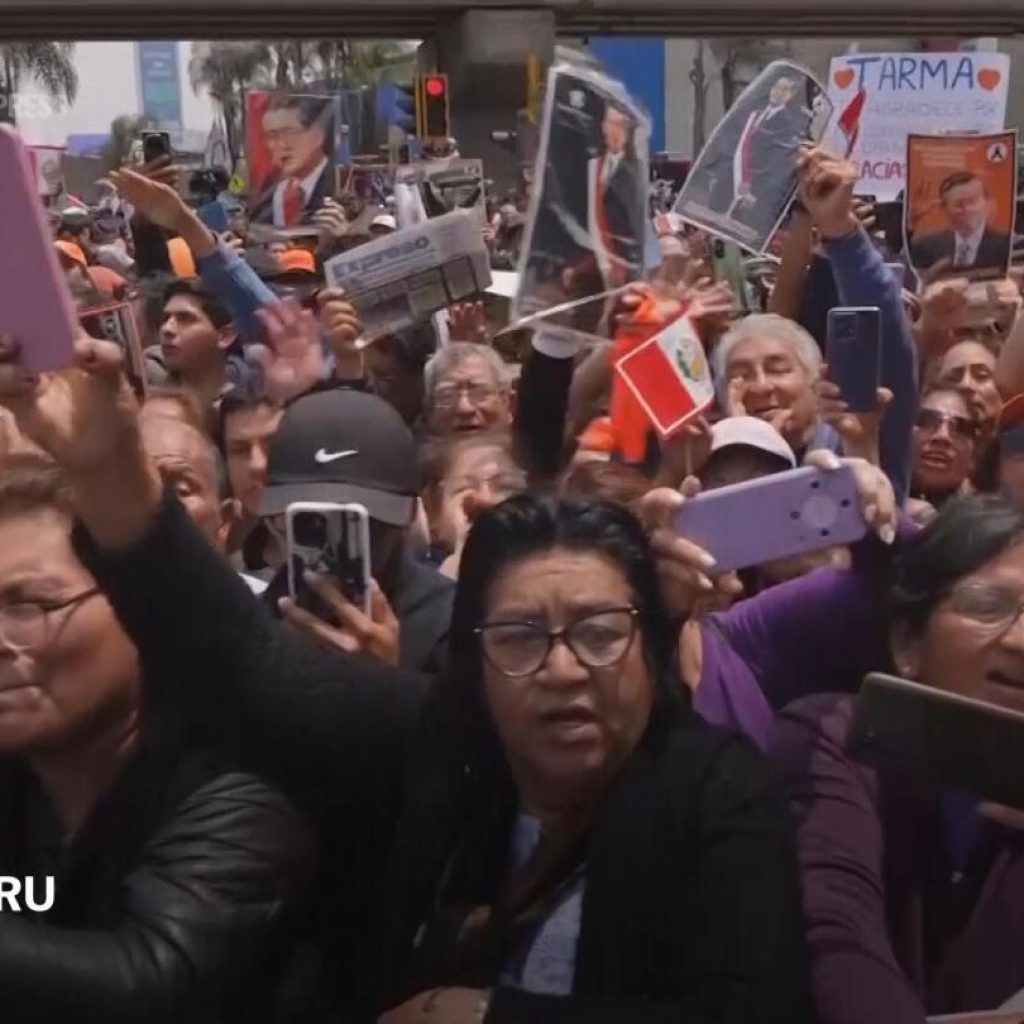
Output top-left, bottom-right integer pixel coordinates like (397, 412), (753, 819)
(800, 148), (918, 505)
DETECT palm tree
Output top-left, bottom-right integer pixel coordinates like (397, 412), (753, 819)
(0, 43), (78, 126)
(311, 40), (413, 92)
(188, 41), (271, 166)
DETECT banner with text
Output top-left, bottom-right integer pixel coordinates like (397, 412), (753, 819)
(826, 51), (1011, 201)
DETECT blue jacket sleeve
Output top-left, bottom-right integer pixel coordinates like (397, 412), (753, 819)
(823, 227), (918, 506)
(195, 238), (278, 346)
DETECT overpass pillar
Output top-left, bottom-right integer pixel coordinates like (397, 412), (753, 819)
(421, 8), (555, 190)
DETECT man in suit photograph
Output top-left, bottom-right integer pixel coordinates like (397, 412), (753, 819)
(559, 100), (644, 334)
(683, 72), (809, 246)
(910, 171), (1011, 276)
(250, 94), (334, 228)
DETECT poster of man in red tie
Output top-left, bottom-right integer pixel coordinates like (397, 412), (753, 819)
(246, 91), (338, 228)
(904, 131), (1017, 286)
(513, 65), (649, 341)
(675, 61), (831, 253)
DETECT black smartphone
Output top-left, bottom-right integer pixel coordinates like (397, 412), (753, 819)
(141, 131), (172, 165)
(826, 306), (881, 413)
(852, 673), (1024, 810)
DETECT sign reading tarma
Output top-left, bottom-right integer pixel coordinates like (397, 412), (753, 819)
(826, 51), (1010, 201)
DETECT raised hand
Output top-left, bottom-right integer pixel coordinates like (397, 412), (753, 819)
(251, 299), (327, 406)
(797, 146), (858, 240)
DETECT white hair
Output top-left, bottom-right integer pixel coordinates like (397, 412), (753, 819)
(423, 342), (512, 404)
(712, 314), (822, 405)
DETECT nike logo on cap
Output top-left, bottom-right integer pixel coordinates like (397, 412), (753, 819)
(314, 448), (358, 464)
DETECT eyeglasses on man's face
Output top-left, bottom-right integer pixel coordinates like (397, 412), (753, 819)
(433, 381), (499, 410)
(475, 607), (639, 678)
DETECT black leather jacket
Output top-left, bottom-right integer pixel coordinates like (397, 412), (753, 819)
(0, 740), (316, 1023)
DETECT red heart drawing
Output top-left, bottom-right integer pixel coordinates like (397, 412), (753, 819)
(833, 68), (855, 90)
(978, 68), (1001, 91)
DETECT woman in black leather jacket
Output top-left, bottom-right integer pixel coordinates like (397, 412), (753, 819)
(0, 458), (315, 1024)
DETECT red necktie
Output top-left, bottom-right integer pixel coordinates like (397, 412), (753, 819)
(283, 180), (305, 226)
(740, 109), (768, 188)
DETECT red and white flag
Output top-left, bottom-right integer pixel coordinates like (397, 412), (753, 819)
(837, 87), (867, 158)
(614, 315), (714, 438)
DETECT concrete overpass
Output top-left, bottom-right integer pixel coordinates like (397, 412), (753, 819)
(2, 0), (1024, 39)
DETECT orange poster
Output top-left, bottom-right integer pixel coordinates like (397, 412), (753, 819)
(904, 130), (1017, 284)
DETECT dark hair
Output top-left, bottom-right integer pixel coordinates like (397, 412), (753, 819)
(216, 392), (278, 468)
(891, 492), (1024, 638)
(0, 457), (74, 521)
(163, 278), (231, 331)
(264, 93), (331, 132)
(940, 171), (985, 199)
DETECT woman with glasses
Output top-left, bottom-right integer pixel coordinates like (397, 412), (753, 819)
(771, 493), (1024, 1022)
(0, 457), (316, 1023)
(372, 493), (813, 1023)
(910, 387), (979, 517)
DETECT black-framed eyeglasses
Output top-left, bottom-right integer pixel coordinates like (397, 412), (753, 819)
(0, 588), (101, 654)
(475, 606), (639, 678)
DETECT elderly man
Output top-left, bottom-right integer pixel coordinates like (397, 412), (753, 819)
(423, 341), (514, 437)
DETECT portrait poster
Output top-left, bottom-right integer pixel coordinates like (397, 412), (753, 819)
(904, 131), (1017, 284)
(245, 91), (339, 228)
(674, 61), (832, 255)
(826, 51), (1011, 201)
(513, 64), (650, 342)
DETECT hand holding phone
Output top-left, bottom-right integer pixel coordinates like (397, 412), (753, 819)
(673, 463), (868, 574)
(0, 125), (78, 375)
(141, 131), (172, 165)
(826, 307), (881, 414)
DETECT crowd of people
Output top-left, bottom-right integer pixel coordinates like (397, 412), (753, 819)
(4, 67), (1024, 1024)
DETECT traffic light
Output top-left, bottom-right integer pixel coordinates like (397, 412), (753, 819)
(393, 82), (418, 135)
(418, 73), (450, 141)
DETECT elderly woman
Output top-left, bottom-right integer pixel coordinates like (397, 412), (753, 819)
(0, 458), (314, 1023)
(713, 297), (916, 505)
(910, 386), (979, 512)
(771, 493), (1024, 1022)
(373, 494), (813, 1023)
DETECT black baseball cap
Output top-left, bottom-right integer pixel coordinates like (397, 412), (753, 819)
(261, 389), (419, 526)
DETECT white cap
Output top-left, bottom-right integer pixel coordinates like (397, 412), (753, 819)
(710, 416), (796, 467)
(370, 213), (396, 231)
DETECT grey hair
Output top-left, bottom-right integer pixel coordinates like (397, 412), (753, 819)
(423, 342), (512, 405)
(712, 313), (822, 405)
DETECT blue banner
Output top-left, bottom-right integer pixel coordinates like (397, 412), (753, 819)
(136, 41), (183, 144)
(589, 38), (666, 154)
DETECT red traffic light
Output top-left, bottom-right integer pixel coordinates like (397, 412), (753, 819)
(425, 77), (446, 98)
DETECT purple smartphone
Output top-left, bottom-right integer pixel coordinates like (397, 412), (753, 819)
(674, 464), (868, 573)
(0, 125), (78, 374)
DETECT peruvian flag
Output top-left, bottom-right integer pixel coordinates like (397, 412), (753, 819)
(837, 86), (867, 158)
(614, 315), (714, 439)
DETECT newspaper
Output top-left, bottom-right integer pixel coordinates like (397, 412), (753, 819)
(324, 209), (491, 340)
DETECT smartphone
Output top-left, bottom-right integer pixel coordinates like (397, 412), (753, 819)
(285, 502), (372, 617)
(673, 464), (867, 573)
(141, 131), (172, 165)
(826, 307), (882, 413)
(78, 300), (147, 397)
(197, 200), (229, 234)
(852, 673), (1024, 811)
(0, 125), (78, 374)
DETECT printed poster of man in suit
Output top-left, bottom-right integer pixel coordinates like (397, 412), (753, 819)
(676, 61), (829, 253)
(905, 132), (1017, 284)
(515, 69), (648, 340)
(246, 92), (337, 228)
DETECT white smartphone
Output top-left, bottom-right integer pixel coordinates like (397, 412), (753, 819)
(285, 502), (372, 617)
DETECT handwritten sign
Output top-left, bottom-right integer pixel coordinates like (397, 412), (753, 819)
(826, 52), (1011, 200)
